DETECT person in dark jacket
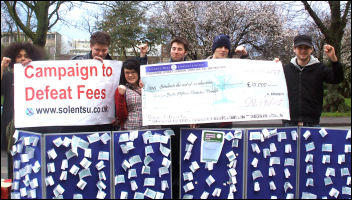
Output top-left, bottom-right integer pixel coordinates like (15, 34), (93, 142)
(282, 34), (344, 127)
(57, 31), (114, 132)
(1, 43), (45, 150)
(69, 31), (148, 133)
(72, 31), (148, 65)
(134, 37), (191, 199)
(72, 31), (113, 62)
(1, 42), (45, 179)
(200, 34), (249, 128)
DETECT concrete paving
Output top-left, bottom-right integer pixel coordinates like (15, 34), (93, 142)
(1, 117), (351, 179)
(232, 117), (351, 128)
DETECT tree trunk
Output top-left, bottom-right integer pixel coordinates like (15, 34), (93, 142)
(302, 1), (350, 112)
(33, 2), (50, 47)
(4, 1), (54, 47)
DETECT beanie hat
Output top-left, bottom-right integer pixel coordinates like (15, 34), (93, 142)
(294, 34), (313, 47)
(212, 34), (231, 53)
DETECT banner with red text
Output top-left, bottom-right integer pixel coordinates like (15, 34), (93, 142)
(14, 60), (121, 128)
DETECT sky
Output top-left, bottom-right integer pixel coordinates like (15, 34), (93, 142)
(51, 3), (98, 41)
(53, 24), (90, 41)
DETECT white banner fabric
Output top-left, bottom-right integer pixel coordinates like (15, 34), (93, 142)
(14, 60), (121, 128)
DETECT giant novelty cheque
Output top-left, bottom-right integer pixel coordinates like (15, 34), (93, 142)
(14, 60), (121, 127)
(141, 59), (290, 126)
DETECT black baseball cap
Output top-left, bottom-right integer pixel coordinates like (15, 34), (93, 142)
(294, 34), (313, 47)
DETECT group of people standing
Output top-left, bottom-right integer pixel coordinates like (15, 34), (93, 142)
(113, 33), (343, 130)
(1, 31), (344, 198)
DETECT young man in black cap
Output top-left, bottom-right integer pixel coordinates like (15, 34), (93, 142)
(282, 34), (344, 127)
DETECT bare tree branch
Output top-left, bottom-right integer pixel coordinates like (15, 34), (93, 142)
(342, 2), (351, 27)
(81, 1), (115, 9)
(48, 1), (63, 20)
(301, 1), (330, 37)
(48, 10), (60, 30)
(4, 1), (35, 39)
(21, 1), (36, 11)
(4, 1), (70, 47)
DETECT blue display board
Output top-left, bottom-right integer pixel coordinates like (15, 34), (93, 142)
(45, 132), (111, 199)
(180, 128), (245, 199)
(9, 127), (350, 199)
(113, 129), (172, 199)
(11, 130), (42, 199)
(299, 127), (351, 199)
(246, 127), (298, 199)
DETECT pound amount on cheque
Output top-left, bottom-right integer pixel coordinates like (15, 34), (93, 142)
(247, 82), (267, 87)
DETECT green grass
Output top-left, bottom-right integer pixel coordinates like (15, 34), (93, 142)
(321, 112), (351, 117)
(321, 98), (351, 117)
(346, 98), (351, 107)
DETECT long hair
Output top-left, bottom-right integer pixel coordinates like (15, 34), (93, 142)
(119, 58), (141, 88)
(2, 42), (45, 68)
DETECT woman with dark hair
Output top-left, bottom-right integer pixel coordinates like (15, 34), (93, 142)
(113, 58), (159, 130)
(1, 42), (45, 179)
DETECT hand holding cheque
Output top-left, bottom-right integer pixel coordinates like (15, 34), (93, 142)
(140, 58), (290, 126)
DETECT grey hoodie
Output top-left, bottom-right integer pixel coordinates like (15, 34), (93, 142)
(290, 55), (320, 71)
(284, 54), (343, 124)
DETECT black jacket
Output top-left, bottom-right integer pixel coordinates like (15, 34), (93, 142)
(72, 51), (148, 65)
(283, 56), (344, 123)
(1, 71), (14, 137)
(71, 51), (113, 60)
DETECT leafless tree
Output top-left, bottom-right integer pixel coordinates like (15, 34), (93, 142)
(4, 1), (73, 47)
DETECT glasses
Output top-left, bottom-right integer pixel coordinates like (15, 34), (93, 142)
(125, 71), (138, 75)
